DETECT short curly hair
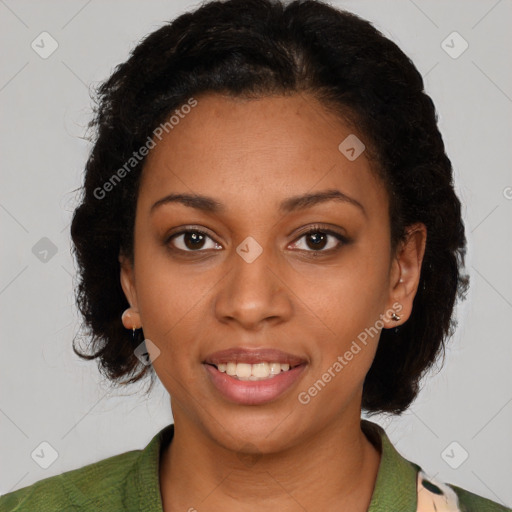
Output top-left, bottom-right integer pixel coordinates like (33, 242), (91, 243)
(70, 0), (469, 415)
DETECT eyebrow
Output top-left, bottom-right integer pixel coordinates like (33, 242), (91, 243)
(150, 189), (366, 216)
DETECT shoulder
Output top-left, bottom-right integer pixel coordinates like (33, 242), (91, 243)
(416, 469), (512, 512)
(0, 448), (142, 511)
(361, 419), (511, 512)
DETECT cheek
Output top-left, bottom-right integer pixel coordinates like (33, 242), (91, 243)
(296, 242), (390, 383)
(132, 245), (211, 375)
(296, 283), (383, 412)
(301, 243), (391, 331)
(134, 230), (209, 324)
(304, 281), (382, 377)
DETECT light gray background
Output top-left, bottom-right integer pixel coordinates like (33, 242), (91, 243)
(1, 0), (511, 506)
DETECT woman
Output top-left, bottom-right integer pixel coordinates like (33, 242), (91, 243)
(0, 0), (509, 511)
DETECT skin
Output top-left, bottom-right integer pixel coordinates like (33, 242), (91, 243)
(119, 92), (426, 512)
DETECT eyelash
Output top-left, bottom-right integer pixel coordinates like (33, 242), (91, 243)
(165, 224), (349, 255)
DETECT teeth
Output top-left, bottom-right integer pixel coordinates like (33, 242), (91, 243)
(215, 361), (294, 380)
(252, 362), (269, 378)
(269, 362), (282, 375)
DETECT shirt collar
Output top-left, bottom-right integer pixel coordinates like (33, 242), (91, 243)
(129, 419), (419, 511)
(362, 419), (419, 511)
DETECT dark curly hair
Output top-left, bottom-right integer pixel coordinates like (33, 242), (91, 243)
(70, 0), (469, 415)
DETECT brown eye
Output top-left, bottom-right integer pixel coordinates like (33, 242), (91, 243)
(289, 227), (348, 253)
(304, 231), (329, 250)
(167, 229), (222, 252)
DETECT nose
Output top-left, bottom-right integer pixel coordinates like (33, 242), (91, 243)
(213, 240), (293, 330)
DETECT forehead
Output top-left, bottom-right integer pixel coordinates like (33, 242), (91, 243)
(138, 93), (387, 218)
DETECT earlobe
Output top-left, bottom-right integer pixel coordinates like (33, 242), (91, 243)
(386, 223), (427, 327)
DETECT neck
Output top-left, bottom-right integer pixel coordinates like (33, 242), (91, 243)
(159, 408), (381, 512)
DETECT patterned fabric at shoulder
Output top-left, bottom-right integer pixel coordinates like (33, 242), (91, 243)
(416, 470), (462, 512)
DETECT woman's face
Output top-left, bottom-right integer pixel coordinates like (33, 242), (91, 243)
(120, 92), (422, 453)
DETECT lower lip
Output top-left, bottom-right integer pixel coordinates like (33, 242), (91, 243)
(203, 363), (306, 405)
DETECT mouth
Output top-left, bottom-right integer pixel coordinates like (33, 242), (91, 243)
(203, 361), (304, 381)
(203, 347), (307, 380)
(202, 347), (308, 405)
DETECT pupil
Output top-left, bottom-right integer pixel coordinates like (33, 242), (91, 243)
(185, 232), (205, 250)
(307, 232), (326, 250)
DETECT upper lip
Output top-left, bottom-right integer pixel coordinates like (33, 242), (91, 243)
(203, 347), (307, 367)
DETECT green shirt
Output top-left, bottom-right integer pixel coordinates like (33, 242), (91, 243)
(1, 419), (509, 511)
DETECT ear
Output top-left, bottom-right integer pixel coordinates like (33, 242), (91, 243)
(119, 253), (140, 313)
(385, 223), (427, 327)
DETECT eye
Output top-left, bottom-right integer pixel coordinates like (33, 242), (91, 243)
(289, 225), (348, 253)
(166, 225), (348, 254)
(166, 228), (222, 252)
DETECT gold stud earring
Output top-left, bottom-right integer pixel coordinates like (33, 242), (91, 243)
(122, 308), (141, 331)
